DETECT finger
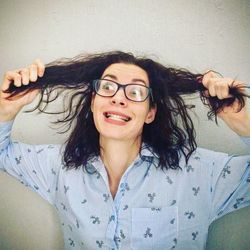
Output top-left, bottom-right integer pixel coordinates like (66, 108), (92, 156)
(19, 68), (30, 85)
(206, 79), (217, 97)
(215, 83), (230, 99)
(2, 71), (21, 90)
(202, 71), (220, 87)
(29, 64), (38, 82)
(13, 73), (22, 88)
(206, 77), (232, 98)
(202, 70), (219, 87)
(7, 88), (40, 103)
(33, 59), (45, 77)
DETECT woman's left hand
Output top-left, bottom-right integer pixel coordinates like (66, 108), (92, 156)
(202, 71), (250, 137)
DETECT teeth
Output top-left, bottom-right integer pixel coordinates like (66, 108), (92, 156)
(105, 113), (130, 122)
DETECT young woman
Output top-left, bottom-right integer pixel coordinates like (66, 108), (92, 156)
(0, 51), (249, 249)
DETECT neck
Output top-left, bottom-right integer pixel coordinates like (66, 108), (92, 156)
(100, 137), (141, 197)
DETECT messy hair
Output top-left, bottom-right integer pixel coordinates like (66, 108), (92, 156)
(5, 51), (249, 171)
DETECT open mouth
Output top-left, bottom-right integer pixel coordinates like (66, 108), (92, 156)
(103, 112), (131, 122)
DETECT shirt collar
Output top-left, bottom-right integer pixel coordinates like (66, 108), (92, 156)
(87, 143), (158, 173)
(140, 143), (158, 158)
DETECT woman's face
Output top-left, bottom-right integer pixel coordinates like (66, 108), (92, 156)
(91, 63), (156, 143)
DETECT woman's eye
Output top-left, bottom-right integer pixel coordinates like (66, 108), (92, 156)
(131, 88), (141, 96)
(102, 82), (115, 91)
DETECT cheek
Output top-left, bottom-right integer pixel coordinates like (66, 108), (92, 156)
(91, 98), (102, 129)
(139, 105), (152, 122)
(91, 95), (103, 116)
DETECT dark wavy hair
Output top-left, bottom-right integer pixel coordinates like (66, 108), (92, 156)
(5, 51), (249, 171)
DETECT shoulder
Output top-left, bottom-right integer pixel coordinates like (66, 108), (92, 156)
(192, 147), (229, 161)
(179, 146), (230, 171)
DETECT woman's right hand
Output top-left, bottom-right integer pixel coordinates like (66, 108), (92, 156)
(0, 59), (45, 122)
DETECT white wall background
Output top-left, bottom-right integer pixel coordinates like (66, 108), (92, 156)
(0, 0), (249, 154)
(0, 1), (249, 249)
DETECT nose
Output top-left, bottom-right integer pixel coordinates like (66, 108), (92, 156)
(110, 88), (128, 107)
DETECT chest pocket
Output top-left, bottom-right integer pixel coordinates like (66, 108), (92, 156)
(131, 206), (178, 250)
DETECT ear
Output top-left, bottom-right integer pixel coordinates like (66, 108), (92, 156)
(145, 106), (157, 124)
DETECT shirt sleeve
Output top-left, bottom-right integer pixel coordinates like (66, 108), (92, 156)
(209, 138), (250, 223)
(0, 120), (63, 205)
(240, 136), (250, 147)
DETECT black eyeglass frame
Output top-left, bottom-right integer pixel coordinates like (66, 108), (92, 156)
(92, 79), (154, 103)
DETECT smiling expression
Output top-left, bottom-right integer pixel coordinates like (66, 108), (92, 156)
(91, 63), (156, 142)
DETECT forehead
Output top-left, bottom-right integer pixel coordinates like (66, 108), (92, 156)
(102, 63), (149, 84)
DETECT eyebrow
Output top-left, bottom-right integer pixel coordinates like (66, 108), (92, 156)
(102, 74), (147, 85)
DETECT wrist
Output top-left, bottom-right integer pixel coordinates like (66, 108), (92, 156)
(219, 111), (250, 137)
(234, 115), (250, 137)
(0, 110), (17, 122)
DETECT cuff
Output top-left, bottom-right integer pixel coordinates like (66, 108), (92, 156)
(0, 120), (14, 144)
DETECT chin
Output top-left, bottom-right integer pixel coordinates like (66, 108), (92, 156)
(94, 118), (143, 142)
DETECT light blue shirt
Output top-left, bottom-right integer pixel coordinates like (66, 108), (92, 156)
(0, 121), (250, 250)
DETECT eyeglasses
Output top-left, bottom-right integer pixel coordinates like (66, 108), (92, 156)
(93, 79), (153, 102)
